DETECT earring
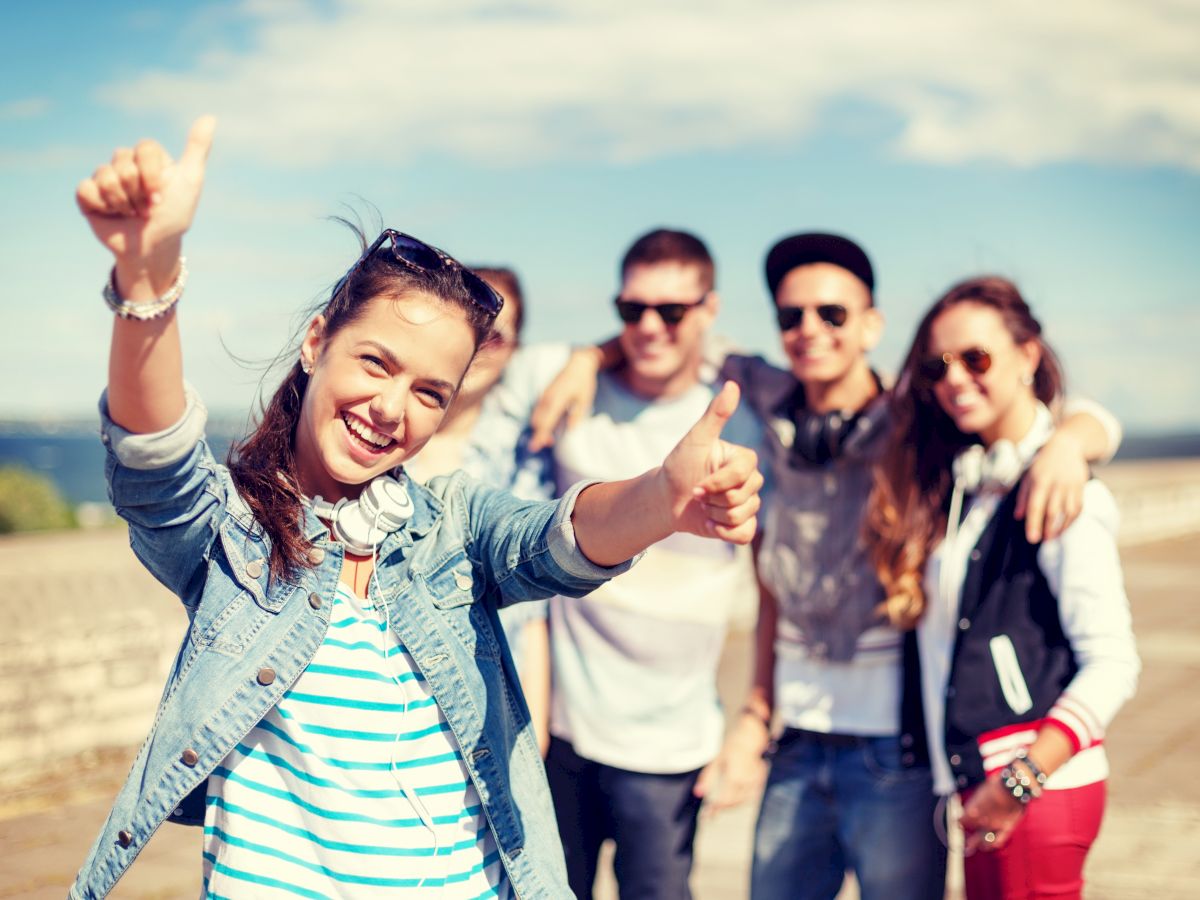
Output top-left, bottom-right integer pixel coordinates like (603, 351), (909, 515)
(1021, 373), (1034, 386)
(301, 359), (312, 375)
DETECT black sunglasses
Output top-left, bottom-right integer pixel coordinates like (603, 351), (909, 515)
(335, 229), (503, 316)
(918, 348), (993, 383)
(615, 295), (707, 326)
(775, 304), (849, 331)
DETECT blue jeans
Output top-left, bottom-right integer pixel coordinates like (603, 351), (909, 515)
(751, 729), (945, 900)
(546, 737), (702, 900)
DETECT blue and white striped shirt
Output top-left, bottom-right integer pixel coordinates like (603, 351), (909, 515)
(203, 582), (509, 898)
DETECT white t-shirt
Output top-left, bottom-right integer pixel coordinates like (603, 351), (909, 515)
(547, 370), (763, 774)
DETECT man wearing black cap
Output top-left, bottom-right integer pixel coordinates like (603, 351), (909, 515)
(529, 231), (1122, 900)
(716, 233), (1122, 900)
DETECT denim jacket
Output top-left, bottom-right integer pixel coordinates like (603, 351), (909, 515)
(70, 388), (632, 899)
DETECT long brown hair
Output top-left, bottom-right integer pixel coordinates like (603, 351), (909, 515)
(228, 226), (496, 581)
(864, 276), (1065, 628)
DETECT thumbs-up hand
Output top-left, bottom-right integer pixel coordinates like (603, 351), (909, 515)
(76, 116), (216, 290)
(660, 381), (762, 544)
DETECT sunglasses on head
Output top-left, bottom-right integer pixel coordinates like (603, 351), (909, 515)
(335, 229), (503, 316)
(775, 304), (849, 332)
(614, 295), (707, 326)
(918, 348), (993, 383)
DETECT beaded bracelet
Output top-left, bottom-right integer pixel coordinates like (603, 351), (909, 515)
(103, 258), (188, 320)
(999, 762), (1041, 806)
(1013, 747), (1049, 788)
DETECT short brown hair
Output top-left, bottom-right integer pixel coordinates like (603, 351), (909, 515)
(620, 228), (715, 292)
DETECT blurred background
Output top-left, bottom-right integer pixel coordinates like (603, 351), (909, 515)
(1, 2), (1198, 897)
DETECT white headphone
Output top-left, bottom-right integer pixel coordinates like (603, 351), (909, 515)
(306, 473), (414, 555)
(952, 441), (1024, 495)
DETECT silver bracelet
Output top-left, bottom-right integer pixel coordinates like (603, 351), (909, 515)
(103, 257), (188, 320)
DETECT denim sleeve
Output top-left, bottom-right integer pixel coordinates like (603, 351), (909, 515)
(463, 477), (637, 605)
(99, 384), (224, 611)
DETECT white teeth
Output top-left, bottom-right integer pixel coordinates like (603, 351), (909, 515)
(343, 414), (393, 448)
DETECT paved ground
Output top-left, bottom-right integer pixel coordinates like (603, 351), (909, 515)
(2, 531), (1198, 899)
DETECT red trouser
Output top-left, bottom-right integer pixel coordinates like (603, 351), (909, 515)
(964, 780), (1106, 900)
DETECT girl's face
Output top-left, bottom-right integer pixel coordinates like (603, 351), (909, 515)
(927, 301), (1040, 446)
(294, 292), (477, 501)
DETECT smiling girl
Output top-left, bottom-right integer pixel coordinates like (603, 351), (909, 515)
(69, 118), (762, 899)
(866, 276), (1140, 899)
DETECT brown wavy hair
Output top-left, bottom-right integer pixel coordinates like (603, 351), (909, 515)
(227, 226), (497, 581)
(863, 276), (1065, 628)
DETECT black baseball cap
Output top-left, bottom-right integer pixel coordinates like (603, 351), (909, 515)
(764, 232), (875, 298)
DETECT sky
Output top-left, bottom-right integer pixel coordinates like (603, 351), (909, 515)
(1, 0), (1198, 430)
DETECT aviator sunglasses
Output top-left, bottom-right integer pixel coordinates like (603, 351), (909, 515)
(335, 229), (503, 316)
(775, 304), (849, 332)
(615, 295), (708, 326)
(918, 348), (993, 383)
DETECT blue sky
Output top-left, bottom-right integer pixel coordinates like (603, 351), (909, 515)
(2, 0), (1198, 429)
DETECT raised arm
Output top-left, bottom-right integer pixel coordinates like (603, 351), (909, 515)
(570, 381), (762, 564)
(76, 116), (216, 434)
(527, 339), (619, 451)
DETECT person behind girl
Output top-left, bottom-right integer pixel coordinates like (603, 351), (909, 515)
(865, 276), (1140, 899)
(404, 266), (553, 754)
(69, 118), (763, 899)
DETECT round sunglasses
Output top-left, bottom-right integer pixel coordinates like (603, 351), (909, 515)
(775, 304), (849, 332)
(918, 348), (993, 383)
(614, 295), (707, 326)
(335, 229), (503, 316)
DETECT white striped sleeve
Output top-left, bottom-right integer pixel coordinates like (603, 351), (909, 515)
(1038, 480), (1140, 752)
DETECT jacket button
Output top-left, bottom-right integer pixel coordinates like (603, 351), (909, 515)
(957, 775), (968, 787)
(246, 559), (264, 579)
(900, 733), (914, 748)
(181, 748), (199, 767)
(308, 547), (326, 564)
(257, 667), (277, 686)
(969, 549), (982, 562)
(308, 592), (323, 610)
(901, 752), (915, 765)
(958, 618), (971, 631)
(117, 829), (133, 848)
(949, 753), (962, 765)
(455, 573), (472, 591)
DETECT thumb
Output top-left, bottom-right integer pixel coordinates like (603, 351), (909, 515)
(179, 115), (217, 171)
(686, 380), (739, 447)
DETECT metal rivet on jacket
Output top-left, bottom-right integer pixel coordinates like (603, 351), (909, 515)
(257, 667), (276, 686)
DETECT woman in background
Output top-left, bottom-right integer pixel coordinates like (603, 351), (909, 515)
(866, 276), (1139, 899)
(405, 267), (552, 753)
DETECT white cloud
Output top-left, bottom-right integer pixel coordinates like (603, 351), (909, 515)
(96, 0), (1200, 170)
(0, 97), (50, 121)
